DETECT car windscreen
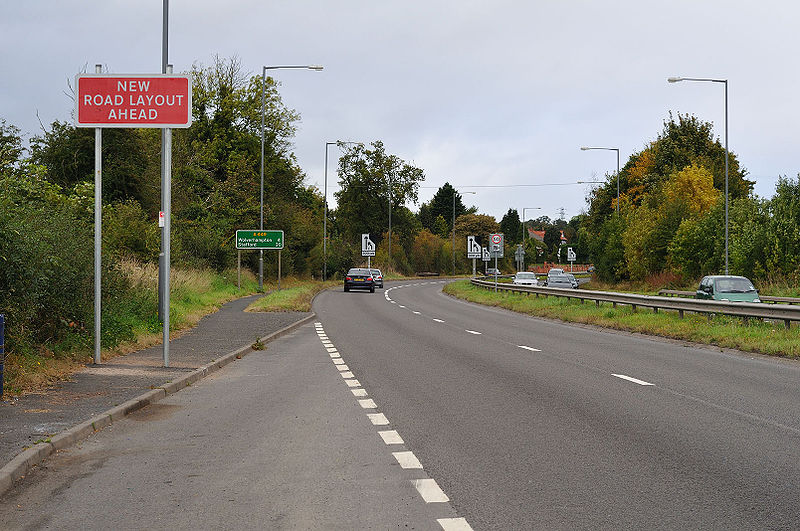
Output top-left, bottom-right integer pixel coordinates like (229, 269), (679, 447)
(716, 278), (756, 293)
(516, 273), (534, 279)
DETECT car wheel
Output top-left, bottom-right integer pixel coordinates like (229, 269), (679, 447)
(370, 286), (375, 293)
(344, 286), (349, 292)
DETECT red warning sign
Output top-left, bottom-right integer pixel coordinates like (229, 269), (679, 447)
(75, 74), (192, 128)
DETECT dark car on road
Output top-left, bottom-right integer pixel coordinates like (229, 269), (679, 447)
(344, 268), (375, 293)
(695, 275), (760, 303)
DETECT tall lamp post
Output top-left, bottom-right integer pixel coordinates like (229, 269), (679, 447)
(453, 190), (477, 275)
(259, 64), (323, 291)
(668, 76), (729, 275)
(581, 146), (620, 215)
(323, 141), (361, 280)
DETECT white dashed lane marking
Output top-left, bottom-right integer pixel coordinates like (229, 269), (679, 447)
(438, 517), (474, 530)
(393, 451), (423, 469)
(358, 399), (378, 409)
(518, 345), (541, 352)
(413, 479), (450, 503)
(314, 321), (470, 528)
(612, 374), (654, 386)
(378, 430), (404, 445)
(465, 330), (482, 335)
(367, 413), (390, 425)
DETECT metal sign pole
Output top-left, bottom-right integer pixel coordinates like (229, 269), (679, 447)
(159, 0), (171, 367)
(494, 256), (498, 292)
(237, 250), (241, 290)
(278, 249), (282, 290)
(94, 64), (102, 365)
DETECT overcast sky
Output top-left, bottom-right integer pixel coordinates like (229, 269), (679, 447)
(3, 1), (798, 223)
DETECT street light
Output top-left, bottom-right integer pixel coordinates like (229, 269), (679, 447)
(323, 141), (361, 281)
(453, 190), (477, 275)
(581, 146), (620, 215)
(259, 64), (323, 291)
(520, 207), (542, 271)
(668, 75), (729, 275)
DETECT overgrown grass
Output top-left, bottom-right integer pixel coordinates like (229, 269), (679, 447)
(444, 280), (800, 358)
(3, 260), (261, 396)
(246, 277), (339, 312)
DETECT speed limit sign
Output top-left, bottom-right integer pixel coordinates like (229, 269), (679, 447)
(489, 233), (504, 258)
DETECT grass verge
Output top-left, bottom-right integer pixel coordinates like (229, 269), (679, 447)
(3, 261), (261, 396)
(246, 278), (339, 313)
(444, 280), (800, 359)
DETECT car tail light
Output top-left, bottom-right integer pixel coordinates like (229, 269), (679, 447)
(346, 276), (352, 281)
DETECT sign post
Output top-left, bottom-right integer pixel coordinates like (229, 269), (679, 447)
(75, 70), (191, 368)
(236, 230), (285, 290)
(362, 234), (376, 268)
(490, 233), (504, 291)
(467, 236), (481, 277)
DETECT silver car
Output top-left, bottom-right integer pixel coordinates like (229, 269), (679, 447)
(546, 274), (576, 289)
(370, 269), (384, 288)
(512, 272), (539, 286)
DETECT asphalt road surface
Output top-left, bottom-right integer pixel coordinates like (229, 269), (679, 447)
(314, 279), (800, 529)
(3, 279), (800, 529)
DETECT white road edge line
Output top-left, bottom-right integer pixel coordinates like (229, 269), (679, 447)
(612, 374), (654, 386)
(518, 345), (541, 352)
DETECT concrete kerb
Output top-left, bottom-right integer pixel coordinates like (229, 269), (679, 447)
(0, 312), (316, 498)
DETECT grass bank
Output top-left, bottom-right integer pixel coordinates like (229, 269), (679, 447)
(3, 261), (261, 396)
(444, 280), (800, 358)
(246, 278), (339, 313)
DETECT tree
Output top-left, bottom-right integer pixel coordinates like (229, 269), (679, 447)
(334, 141), (425, 246)
(30, 122), (149, 204)
(582, 113), (753, 280)
(0, 119), (25, 174)
(410, 229), (448, 273)
(499, 208), (522, 244)
(417, 182), (470, 234)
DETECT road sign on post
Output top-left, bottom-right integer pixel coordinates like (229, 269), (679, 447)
(490, 233), (504, 258)
(482, 246), (490, 262)
(236, 230), (284, 249)
(567, 247), (576, 271)
(466, 236), (482, 259)
(75, 74), (192, 128)
(362, 234), (376, 257)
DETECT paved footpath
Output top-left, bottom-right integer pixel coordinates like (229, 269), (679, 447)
(0, 294), (310, 469)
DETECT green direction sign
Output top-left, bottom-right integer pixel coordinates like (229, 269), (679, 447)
(236, 230), (284, 250)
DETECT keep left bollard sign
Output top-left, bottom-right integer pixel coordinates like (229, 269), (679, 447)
(75, 74), (192, 128)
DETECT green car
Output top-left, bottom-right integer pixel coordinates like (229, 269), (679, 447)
(695, 275), (761, 303)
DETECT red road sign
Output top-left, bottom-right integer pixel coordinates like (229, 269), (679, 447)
(75, 74), (192, 128)
(491, 234), (502, 245)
